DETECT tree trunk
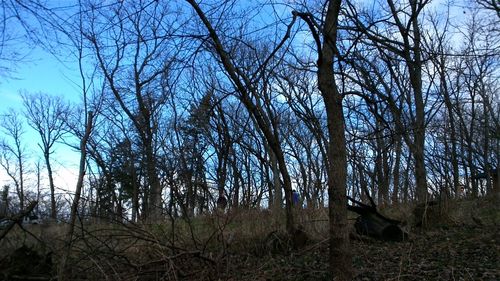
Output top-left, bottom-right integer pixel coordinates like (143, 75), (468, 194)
(131, 159), (139, 222)
(407, 0), (428, 203)
(313, 0), (353, 278)
(270, 149), (282, 210)
(16, 145), (24, 211)
(58, 111), (93, 281)
(392, 134), (402, 205)
(36, 162), (41, 216)
(438, 54), (460, 198)
(44, 152), (57, 219)
(375, 123), (390, 207)
(145, 136), (162, 220)
(231, 154), (240, 209)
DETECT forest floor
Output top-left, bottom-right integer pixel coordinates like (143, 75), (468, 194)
(0, 197), (498, 280)
(230, 223), (499, 281)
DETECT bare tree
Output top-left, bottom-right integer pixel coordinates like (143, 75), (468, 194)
(0, 0), (32, 77)
(476, 0), (500, 18)
(274, 65), (329, 208)
(185, 0), (298, 234)
(82, 0), (183, 220)
(294, 0), (354, 278)
(344, 0), (432, 203)
(313, 1), (353, 277)
(0, 109), (28, 211)
(452, 9), (499, 197)
(22, 92), (69, 219)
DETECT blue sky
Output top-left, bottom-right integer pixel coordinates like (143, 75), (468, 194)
(0, 45), (82, 191)
(0, 48), (82, 109)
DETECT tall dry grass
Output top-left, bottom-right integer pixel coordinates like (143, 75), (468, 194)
(1, 197), (497, 280)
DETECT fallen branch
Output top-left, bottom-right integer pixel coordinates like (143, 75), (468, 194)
(0, 201), (38, 241)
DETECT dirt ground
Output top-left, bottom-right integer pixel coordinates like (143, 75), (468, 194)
(218, 224), (498, 281)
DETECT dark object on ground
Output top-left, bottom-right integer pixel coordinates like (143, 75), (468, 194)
(265, 225), (309, 255)
(354, 213), (407, 242)
(0, 245), (53, 280)
(413, 200), (443, 227)
(291, 225), (308, 249)
(348, 196), (407, 242)
(217, 195), (227, 210)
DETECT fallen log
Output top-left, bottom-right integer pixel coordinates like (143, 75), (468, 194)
(353, 212), (407, 242)
(347, 197), (407, 242)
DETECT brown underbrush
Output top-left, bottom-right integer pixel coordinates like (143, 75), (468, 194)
(0, 197), (498, 280)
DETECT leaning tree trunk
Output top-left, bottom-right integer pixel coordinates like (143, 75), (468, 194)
(270, 147), (282, 210)
(186, 0), (296, 235)
(58, 111), (93, 280)
(44, 152), (57, 219)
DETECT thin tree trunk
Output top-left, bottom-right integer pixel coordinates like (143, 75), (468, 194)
(36, 162), (41, 215)
(392, 135), (403, 205)
(375, 124), (389, 206)
(44, 152), (57, 219)
(231, 154), (240, 209)
(438, 55), (460, 197)
(482, 94), (492, 195)
(270, 149), (282, 210)
(58, 111), (93, 280)
(16, 145), (24, 211)
(131, 160), (139, 222)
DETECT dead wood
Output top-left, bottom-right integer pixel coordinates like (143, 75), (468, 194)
(0, 201), (38, 241)
(347, 196), (407, 242)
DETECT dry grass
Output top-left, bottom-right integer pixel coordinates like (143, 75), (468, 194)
(0, 197), (498, 280)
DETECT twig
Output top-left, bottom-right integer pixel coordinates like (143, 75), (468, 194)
(0, 201), (38, 241)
